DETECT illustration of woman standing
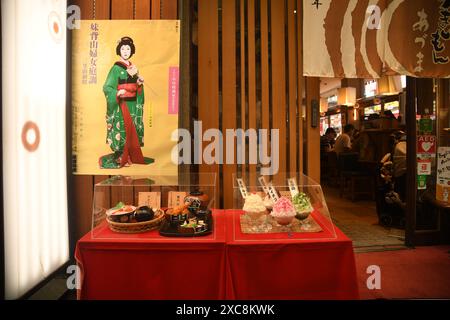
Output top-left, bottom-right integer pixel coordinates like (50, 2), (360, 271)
(100, 36), (154, 169)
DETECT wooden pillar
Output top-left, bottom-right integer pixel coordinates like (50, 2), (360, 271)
(305, 77), (320, 183)
(271, 0), (287, 184)
(198, 0), (219, 207)
(405, 76), (417, 247)
(297, 0), (304, 175)
(222, 0), (237, 208)
(179, 0), (192, 187)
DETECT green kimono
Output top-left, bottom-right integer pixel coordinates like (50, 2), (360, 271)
(100, 61), (154, 169)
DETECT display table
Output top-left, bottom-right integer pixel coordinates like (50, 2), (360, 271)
(225, 210), (359, 300)
(75, 210), (359, 300)
(75, 212), (228, 300)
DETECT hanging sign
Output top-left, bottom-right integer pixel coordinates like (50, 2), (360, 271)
(419, 118), (433, 134)
(303, 0), (450, 78)
(417, 135), (436, 155)
(437, 147), (450, 202)
(417, 159), (432, 176)
(417, 175), (427, 190)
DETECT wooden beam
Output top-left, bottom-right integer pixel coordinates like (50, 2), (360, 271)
(198, 0), (219, 208)
(248, 0), (257, 188)
(151, 0), (161, 19)
(222, 0), (237, 208)
(260, 0), (270, 178)
(271, 0), (287, 184)
(178, 0), (192, 188)
(297, 0), (304, 175)
(261, 0), (269, 133)
(287, 0), (298, 178)
(73, 0), (110, 19)
(305, 77), (320, 183)
(161, 0), (178, 19)
(240, 0), (247, 182)
(405, 77), (417, 247)
(111, 0), (134, 19)
(135, 0), (152, 19)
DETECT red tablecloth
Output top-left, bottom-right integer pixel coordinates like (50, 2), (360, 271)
(75, 210), (359, 300)
(225, 210), (359, 300)
(75, 212), (227, 300)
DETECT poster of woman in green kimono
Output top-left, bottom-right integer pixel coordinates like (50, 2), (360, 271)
(100, 36), (154, 169)
(72, 20), (180, 176)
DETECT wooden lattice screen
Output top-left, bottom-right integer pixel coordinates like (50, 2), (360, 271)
(196, 0), (317, 209)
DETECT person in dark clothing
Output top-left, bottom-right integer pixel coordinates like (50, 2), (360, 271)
(320, 127), (337, 153)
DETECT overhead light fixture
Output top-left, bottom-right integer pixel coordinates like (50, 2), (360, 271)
(377, 75), (402, 95)
(337, 87), (356, 106)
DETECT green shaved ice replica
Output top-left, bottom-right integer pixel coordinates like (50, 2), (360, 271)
(292, 192), (313, 220)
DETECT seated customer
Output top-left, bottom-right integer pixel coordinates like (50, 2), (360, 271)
(334, 124), (355, 155)
(320, 127), (337, 153)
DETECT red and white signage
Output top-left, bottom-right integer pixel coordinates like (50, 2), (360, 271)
(417, 135), (436, 155)
(417, 159), (432, 176)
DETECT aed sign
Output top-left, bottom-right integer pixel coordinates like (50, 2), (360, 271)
(417, 135), (436, 155)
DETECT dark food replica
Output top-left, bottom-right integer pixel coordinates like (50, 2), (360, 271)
(159, 193), (213, 237)
(107, 202), (158, 223)
(105, 191), (213, 236)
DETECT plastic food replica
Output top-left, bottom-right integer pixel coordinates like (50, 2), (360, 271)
(104, 190), (212, 236)
(160, 194), (213, 237)
(270, 197), (297, 226)
(292, 192), (313, 221)
(105, 202), (165, 233)
(243, 194), (267, 216)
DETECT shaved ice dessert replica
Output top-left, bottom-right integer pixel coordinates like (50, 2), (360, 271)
(243, 193), (267, 221)
(292, 192), (313, 221)
(270, 197), (296, 226)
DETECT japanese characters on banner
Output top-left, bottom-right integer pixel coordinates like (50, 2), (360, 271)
(303, 0), (450, 78)
(72, 20), (180, 175)
(437, 147), (450, 202)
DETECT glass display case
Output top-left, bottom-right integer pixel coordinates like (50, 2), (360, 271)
(91, 173), (216, 239)
(232, 173), (337, 241)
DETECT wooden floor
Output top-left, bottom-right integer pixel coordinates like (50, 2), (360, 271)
(322, 185), (406, 251)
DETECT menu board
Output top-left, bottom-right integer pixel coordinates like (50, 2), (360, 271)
(437, 147), (450, 202)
